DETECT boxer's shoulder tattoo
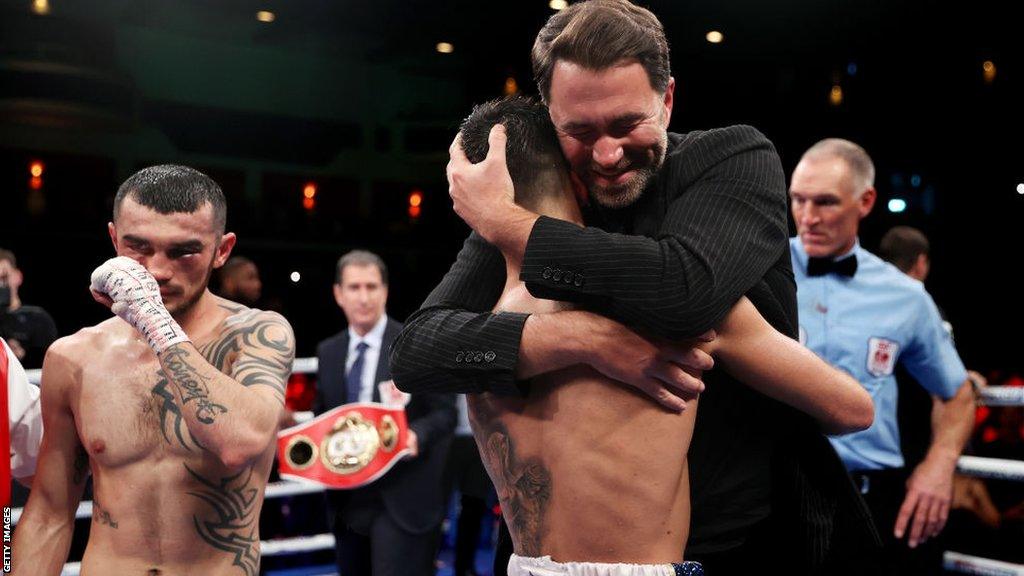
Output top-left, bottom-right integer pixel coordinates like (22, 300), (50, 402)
(93, 500), (119, 529)
(72, 444), (90, 485)
(185, 464), (261, 576)
(200, 310), (294, 401)
(161, 345), (229, 425)
(473, 412), (550, 556)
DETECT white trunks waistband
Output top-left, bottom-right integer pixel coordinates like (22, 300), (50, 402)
(508, 554), (692, 576)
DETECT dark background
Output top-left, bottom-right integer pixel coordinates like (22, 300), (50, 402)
(1, 0), (1020, 372)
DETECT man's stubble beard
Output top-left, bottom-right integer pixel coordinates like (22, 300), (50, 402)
(587, 131), (669, 210)
(167, 255), (218, 320)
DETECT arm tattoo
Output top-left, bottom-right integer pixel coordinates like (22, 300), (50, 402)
(469, 394), (551, 557)
(200, 311), (294, 401)
(185, 464), (261, 576)
(72, 444), (90, 485)
(161, 346), (229, 425)
(151, 370), (205, 451)
(93, 500), (119, 529)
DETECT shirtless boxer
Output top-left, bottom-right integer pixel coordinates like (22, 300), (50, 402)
(456, 97), (873, 575)
(12, 165), (295, 576)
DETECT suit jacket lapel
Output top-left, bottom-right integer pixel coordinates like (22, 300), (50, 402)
(332, 331), (351, 405)
(371, 317), (397, 402)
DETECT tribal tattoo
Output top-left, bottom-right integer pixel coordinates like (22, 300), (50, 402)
(150, 371), (204, 451)
(151, 309), (293, 438)
(185, 464), (261, 576)
(200, 310), (293, 401)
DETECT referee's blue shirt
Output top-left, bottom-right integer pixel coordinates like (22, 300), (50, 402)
(790, 238), (967, 471)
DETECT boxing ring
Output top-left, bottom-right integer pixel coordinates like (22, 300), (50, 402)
(17, 362), (1024, 576)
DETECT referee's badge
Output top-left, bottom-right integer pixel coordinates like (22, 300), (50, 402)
(867, 337), (899, 377)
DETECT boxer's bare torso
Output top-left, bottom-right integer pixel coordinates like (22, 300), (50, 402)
(469, 243), (869, 566)
(22, 298), (282, 576)
(470, 283), (696, 565)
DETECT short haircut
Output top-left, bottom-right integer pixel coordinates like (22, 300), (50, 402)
(113, 165), (227, 233)
(879, 226), (930, 273)
(459, 96), (567, 209)
(335, 250), (388, 286)
(532, 0), (671, 103)
(0, 248), (15, 268)
(801, 138), (876, 195)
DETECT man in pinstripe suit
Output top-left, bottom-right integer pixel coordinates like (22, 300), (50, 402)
(446, 95), (874, 576)
(393, 1), (880, 574)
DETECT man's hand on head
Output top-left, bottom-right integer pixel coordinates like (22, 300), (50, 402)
(448, 125), (538, 260)
(89, 256), (190, 354)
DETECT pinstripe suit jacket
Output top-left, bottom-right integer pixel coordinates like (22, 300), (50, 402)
(392, 125), (879, 571)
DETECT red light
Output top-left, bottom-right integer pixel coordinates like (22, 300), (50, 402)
(29, 176), (43, 190)
(303, 183), (317, 199)
(409, 190), (423, 207)
(29, 161), (44, 178)
(285, 373), (316, 411)
(303, 197), (315, 210)
(408, 205), (421, 218)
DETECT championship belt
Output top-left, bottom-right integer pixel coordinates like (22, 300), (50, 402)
(277, 402), (410, 489)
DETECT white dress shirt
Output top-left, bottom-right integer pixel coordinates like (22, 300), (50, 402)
(346, 315), (389, 403)
(4, 337), (43, 479)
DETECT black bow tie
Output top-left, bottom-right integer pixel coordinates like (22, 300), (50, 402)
(807, 255), (858, 277)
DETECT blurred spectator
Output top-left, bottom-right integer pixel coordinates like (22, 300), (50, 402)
(216, 255), (263, 306)
(0, 248), (57, 369)
(313, 249), (456, 576)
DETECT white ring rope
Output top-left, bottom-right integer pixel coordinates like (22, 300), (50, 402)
(57, 533), (339, 575)
(956, 456), (1024, 482)
(944, 551), (1024, 575)
(976, 386), (1024, 407)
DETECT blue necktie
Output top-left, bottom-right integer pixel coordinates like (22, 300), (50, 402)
(346, 341), (369, 403)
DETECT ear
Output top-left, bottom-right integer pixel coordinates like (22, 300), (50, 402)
(213, 232), (237, 268)
(9, 268), (24, 289)
(858, 187), (877, 218)
(108, 222), (118, 253)
(332, 283), (345, 308)
(913, 253), (931, 280)
(661, 77), (675, 126)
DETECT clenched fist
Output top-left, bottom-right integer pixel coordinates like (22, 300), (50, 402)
(90, 256), (190, 354)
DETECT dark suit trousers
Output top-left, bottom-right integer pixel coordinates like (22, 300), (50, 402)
(850, 468), (944, 576)
(333, 492), (441, 576)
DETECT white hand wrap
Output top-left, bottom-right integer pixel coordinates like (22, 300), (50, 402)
(90, 256), (190, 354)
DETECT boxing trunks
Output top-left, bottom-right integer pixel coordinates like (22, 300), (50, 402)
(508, 554), (703, 576)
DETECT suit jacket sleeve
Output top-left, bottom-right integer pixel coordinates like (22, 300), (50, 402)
(520, 125), (790, 339)
(391, 232), (529, 396)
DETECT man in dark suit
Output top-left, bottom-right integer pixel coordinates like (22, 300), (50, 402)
(315, 249), (456, 576)
(391, 1), (879, 574)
